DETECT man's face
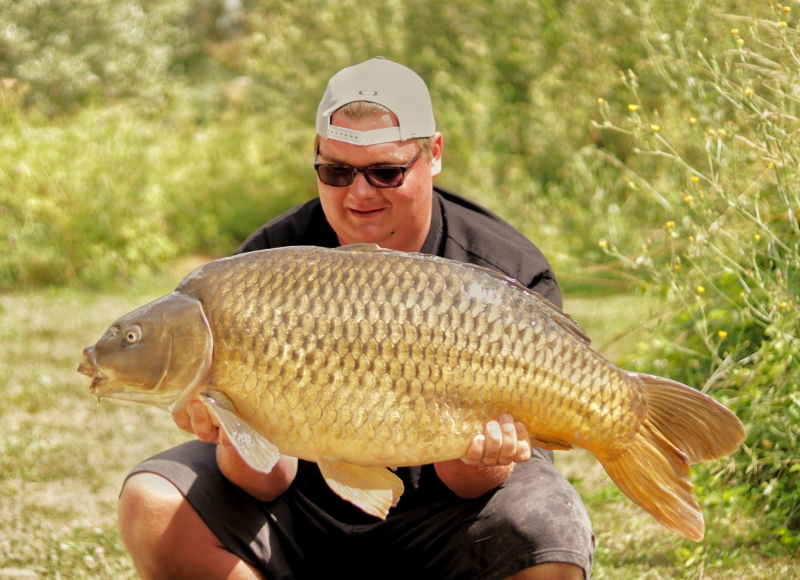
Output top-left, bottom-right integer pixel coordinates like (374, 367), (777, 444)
(316, 111), (443, 253)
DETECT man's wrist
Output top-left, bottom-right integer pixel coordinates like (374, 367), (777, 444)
(216, 446), (297, 502)
(434, 458), (514, 499)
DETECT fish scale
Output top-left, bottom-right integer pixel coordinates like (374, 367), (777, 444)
(203, 250), (589, 463)
(79, 244), (746, 539)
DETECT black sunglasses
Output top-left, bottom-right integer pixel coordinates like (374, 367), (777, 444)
(314, 148), (423, 188)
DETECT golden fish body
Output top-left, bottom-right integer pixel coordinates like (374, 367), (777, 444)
(79, 244), (745, 540)
(187, 246), (640, 466)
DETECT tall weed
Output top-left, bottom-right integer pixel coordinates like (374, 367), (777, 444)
(595, 1), (800, 559)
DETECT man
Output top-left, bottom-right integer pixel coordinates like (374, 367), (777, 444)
(119, 57), (595, 580)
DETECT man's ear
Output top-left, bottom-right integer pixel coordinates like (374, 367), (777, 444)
(430, 133), (443, 178)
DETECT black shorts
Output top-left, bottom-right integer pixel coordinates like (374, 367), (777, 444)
(127, 441), (595, 580)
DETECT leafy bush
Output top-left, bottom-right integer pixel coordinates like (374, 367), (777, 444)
(0, 88), (316, 289)
(595, 2), (800, 559)
(3, 0), (749, 289)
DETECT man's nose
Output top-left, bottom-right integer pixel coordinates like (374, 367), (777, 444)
(348, 171), (377, 198)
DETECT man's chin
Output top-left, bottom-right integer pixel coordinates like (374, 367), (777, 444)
(340, 229), (391, 248)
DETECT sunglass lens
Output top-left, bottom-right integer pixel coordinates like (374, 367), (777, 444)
(318, 166), (355, 187)
(365, 167), (404, 188)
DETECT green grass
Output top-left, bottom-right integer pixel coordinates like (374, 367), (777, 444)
(0, 273), (797, 578)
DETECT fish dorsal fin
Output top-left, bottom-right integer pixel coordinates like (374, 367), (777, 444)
(200, 389), (281, 473)
(530, 434), (573, 451)
(335, 243), (391, 253)
(333, 245), (591, 345)
(459, 262), (591, 346)
(317, 459), (404, 519)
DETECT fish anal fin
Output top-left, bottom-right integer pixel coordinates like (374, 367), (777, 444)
(600, 418), (703, 541)
(530, 434), (573, 451)
(200, 389), (281, 474)
(317, 459), (405, 519)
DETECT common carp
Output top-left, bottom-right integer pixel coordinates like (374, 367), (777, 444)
(77, 244), (745, 540)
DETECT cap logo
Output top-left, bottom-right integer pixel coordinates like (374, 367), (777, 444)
(358, 90), (378, 96)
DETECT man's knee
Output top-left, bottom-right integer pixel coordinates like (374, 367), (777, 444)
(119, 473), (264, 580)
(504, 562), (585, 580)
(118, 473), (196, 577)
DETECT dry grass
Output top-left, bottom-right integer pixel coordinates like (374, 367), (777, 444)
(0, 266), (195, 579)
(0, 277), (796, 578)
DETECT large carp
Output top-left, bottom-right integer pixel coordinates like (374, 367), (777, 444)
(78, 244), (745, 540)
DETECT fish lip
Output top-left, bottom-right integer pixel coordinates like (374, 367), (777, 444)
(77, 347), (97, 378)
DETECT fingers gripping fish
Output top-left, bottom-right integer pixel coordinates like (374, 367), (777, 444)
(77, 244), (746, 540)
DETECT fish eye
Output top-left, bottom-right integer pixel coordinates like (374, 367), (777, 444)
(123, 325), (142, 344)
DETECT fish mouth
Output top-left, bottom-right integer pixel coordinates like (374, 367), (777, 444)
(77, 347), (96, 378)
(78, 346), (107, 396)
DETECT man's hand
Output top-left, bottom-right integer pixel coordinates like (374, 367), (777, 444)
(173, 401), (297, 502)
(173, 400), (221, 443)
(461, 414), (533, 467)
(434, 414), (533, 499)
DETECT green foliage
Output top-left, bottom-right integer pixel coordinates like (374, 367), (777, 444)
(0, 0), (198, 110)
(596, 1), (800, 556)
(0, 88), (316, 289)
(3, 0), (760, 289)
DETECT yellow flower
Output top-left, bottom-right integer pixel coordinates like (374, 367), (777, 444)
(769, 161), (776, 168)
(599, 240), (608, 248)
(691, 175), (700, 183)
(780, 21), (788, 28)
(665, 262), (671, 269)
(718, 330), (728, 339)
(736, 38), (745, 47)
(754, 234), (761, 242)
(731, 28), (740, 35)
(781, 302), (788, 309)
(708, 129), (717, 137)
(762, 439), (773, 450)
(718, 129), (727, 137)
(689, 117), (697, 125)
(666, 220), (676, 229)
(698, 190), (704, 197)
(674, 264), (681, 271)
(688, 236), (695, 242)
(628, 104), (639, 112)
(740, 292), (745, 299)
(684, 195), (694, 203)
(784, 6), (791, 13)
(697, 286), (706, 294)
(651, 125), (661, 132)
(745, 88), (754, 96)
(597, 98), (604, 104)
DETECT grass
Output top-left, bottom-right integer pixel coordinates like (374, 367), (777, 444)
(0, 268), (797, 578)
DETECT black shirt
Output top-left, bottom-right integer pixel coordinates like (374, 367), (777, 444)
(235, 184), (561, 524)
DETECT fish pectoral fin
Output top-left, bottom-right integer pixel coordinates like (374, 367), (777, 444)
(200, 389), (281, 474)
(530, 434), (573, 451)
(317, 459), (405, 519)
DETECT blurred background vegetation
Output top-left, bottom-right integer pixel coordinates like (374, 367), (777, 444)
(2, 0), (798, 572)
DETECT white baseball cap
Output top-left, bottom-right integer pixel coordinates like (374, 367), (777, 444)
(316, 57), (436, 146)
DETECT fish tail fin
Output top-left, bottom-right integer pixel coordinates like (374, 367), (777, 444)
(598, 373), (746, 542)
